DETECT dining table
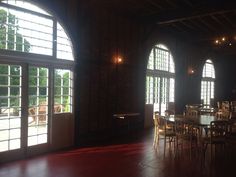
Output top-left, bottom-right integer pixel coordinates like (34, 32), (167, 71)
(164, 114), (222, 138)
(165, 114), (218, 127)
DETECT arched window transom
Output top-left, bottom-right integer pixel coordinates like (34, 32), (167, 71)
(0, 0), (74, 60)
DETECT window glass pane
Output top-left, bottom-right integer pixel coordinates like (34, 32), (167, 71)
(1, 98), (8, 106)
(10, 66), (21, 75)
(9, 139), (20, 150)
(10, 76), (20, 85)
(38, 134), (47, 144)
(39, 87), (47, 96)
(147, 49), (154, 70)
(0, 141), (8, 152)
(28, 125), (38, 136)
(0, 76), (8, 85)
(54, 69), (73, 113)
(29, 67), (37, 76)
(62, 87), (69, 95)
(10, 97), (20, 107)
(57, 23), (74, 60)
(10, 87), (20, 95)
(0, 65), (8, 74)
(54, 87), (61, 95)
(39, 68), (48, 77)
(0, 130), (9, 141)
(0, 119), (9, 129)
(28, 136), (37, 146)
(10, 107), (20, 117)
(10, 118), (21, 129)
(10, 128), (20, 139)
(0, 87), (8, 96)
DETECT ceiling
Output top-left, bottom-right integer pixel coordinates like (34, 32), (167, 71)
(90, 0), (236, 50)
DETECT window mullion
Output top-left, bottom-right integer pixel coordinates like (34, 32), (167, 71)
(52, 19), (57, 58)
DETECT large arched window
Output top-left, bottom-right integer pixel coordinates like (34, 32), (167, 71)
(0, 0), (73, 60)
(0, 1), (74, 155)
(146, 44), (175, 115)
(201, 59), (215, 106)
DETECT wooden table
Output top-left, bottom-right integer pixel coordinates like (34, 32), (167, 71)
(165, 114), (220, 138)
(113, 113), (140, 136)
(113, 113), (140, 119)
(165, 114), (218, 127)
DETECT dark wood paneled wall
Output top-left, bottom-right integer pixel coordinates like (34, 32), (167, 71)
(30, 0), (236, 146)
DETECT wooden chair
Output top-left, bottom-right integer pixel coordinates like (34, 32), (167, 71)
(175, 119), (198, 156)
(28, 107), (36, 124)
(226, 120), (236, 157)
(54, 104), (62, 113)
(153, 115), (176, 156)
(202, 120), (228, 160)
(167, 102), (175, 114)
(38, 103), (47, 123)
(164, 109), (175, 117)
(186, 109), (198, 117)
(230, 101), (236, 119)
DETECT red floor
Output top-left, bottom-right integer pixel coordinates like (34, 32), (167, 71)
(1, 129), (236, 177)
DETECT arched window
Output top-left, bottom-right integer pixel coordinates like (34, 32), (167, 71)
(201, 59), (215, 106)
(0, 0), (74, 60)
(146, 44), (175, 115)
(0, 1), (74, 153)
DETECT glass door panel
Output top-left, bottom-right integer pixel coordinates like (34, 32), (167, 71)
(28, 67), (48, 146)
(169, 78), (175, 102)
(151, 77), (174, 115)
(153, 77), (160, 113)
(54, 69), (73, 113)
(160, 77), (167, 115)
(201, 81), (214, 105)
(0, 64), (22, 152)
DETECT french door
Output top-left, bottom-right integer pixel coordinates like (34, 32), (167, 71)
(0, 64), (49, 156)
(0, 63), (74, 160)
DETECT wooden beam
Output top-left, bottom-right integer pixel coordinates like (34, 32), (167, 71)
(210, 15), (225, 27)
(187, 20), (209, 32)
(198, 18), (218, 32)
(157, 10), (234, 25)
(180, 21), (195, 30)
(170, 24), (186, 33)
(221, 14), (235, 27)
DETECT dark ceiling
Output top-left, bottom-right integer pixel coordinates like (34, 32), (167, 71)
(90, 0), (236, 50)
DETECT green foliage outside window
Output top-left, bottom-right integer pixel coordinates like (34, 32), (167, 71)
(0, 9), (30, 52)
